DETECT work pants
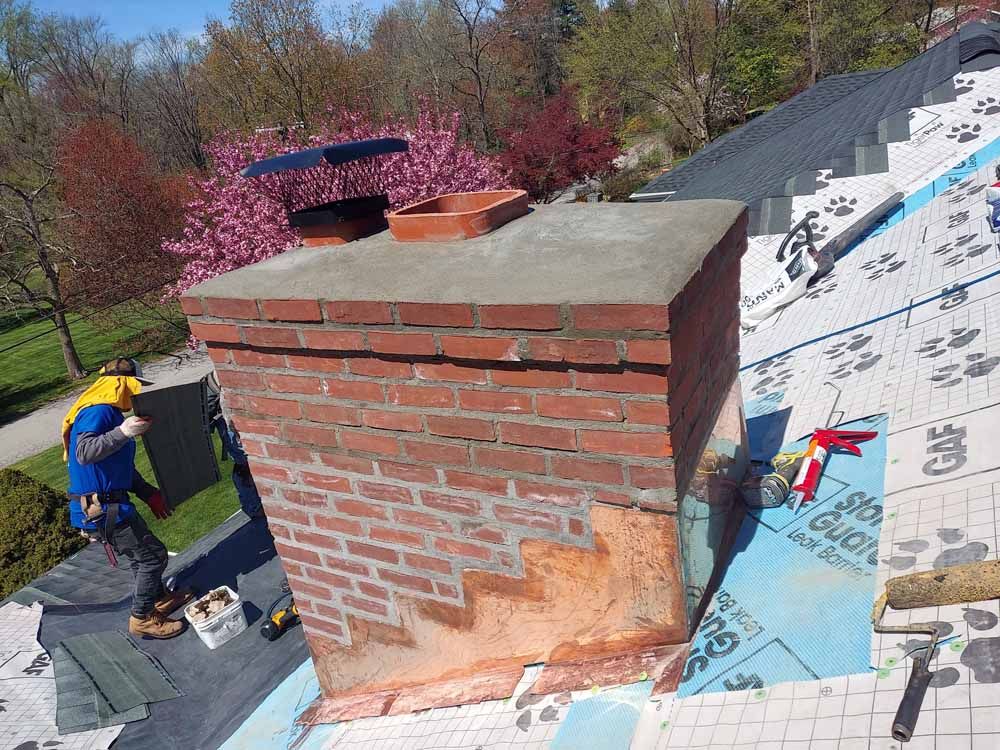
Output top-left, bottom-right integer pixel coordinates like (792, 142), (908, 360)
(111, 513), (168, 617)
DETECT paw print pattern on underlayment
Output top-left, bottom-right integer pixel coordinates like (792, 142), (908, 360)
(946, 123), (983, 143)
(814, 171), (832, 191)
(808, 219), (830, 242)
(932, 232), (993, 267)
(915, 327), (981, 358)
(930, 352), (1000, 387)
(748, 353), (796, 396)
(954, 77), (975, 96)
(882, 528), (988, 575)
(824, 196), (857, 216)
(825, 333), (882, 378)
(972, 97), (1000, 116)
(805, 272), (838, 301)
(859, 251), (907, 280)
(945, 178), (987, 205)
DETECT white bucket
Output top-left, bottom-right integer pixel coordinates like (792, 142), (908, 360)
(183, 585), (247, 650)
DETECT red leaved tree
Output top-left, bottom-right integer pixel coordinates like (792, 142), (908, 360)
(500, 89), (621, 203)
(57, 120), (190, 349)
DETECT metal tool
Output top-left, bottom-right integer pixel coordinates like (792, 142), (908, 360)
(873, 560), (1000, 741)
(261, 581), (300, 641)
(790, 428), (877, 511)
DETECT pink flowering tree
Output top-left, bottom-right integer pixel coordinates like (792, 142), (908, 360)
(166, 105), (510, 296)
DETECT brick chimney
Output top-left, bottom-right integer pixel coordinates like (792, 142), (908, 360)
(182, 200), (748, 705)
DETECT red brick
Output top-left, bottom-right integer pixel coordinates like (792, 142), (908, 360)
(287, 577), (332, 600)
(440, 335), (520, 361)
(266, 373), (322, 394)
(274, 542), (322, 566)
(303, 329), (367, 351)
(491, 368), (572, 388)
(552, 456), (624, 484)
(239, 395), (301, 419)
(397, 302), (473, 327)
(404, 440), (470, 466)
(205, 297), (259, 319)
(324, 378), (385, 403)
(434, 537), (491, 561)
(405, 552), (453, 574)
(232, 349), (286, 368)
(300, 471), (352, 493)
(358, 581), (389, 600)
(568, 517), (586, 536)
(306, 566), (353, 590)
(287, 354), (346, 372)
(536, 394), (622, 422)
(340, 430), (401, 456)
(626, 339), (671, 365)
(189, 321), (241, 344)
(349, 358), (413, 378)
(474, 447), (547, 475)
(593, 489), (633, 507)
(249, 461), (293, 482)
(325, 300), (393, 324)
(268, 522), (293, 541)
(362, 409), (423, 432)
(241, 439), (265, 457)
(233, 416), (282, 437)
(179, 296), (203, 315)
(313, 602), (345, 622)
(528, 338), (619, 364)
(216, 370), (264, 390)
(301, 612), (344, 637)
(342, 595), (388, 617)
(370, 525), (425, 549)
(325, 555), (370, 576)
(575, 371), (667, 395)
(427, 415), (495, 441)
(379, 461), (439, 484)
(493, 505), (561, 533)
(414, 363), (488, 384)
(499, 422), (576, 451)
(261, 299), (322, 322)
(319, 453), (374, 475)
(346, 540), (399, 564)
(394, 508), (454, 533)
(314, 513), (364, 536)
(572, 304), (669, 331)
(265, 444), (313, 463)
(445, 470), (508, 496)
(628, 464), (676, 489)
(206, 345), (231, 364)
(378, 568), (435, 593)
(389, 385), (454, 408)
(436, 582), (460, 599)
(303, 403), (361, 426)
(581, 430), (672, 457)
(369, 332), (437, 355)
(514, 480), (587, 507)
(421, 491), (480, 516)
(263, 502), (309, 525)
(285, 423), (339, 447)
(462, 523), (507, 544)
(243, 326), (300, 348)
(293, 529), (343, 552)
(458, 391), (532, 414)
(626, 404), (671, 432)
(478, 304), (561, 330)
(358, 480), (413, 504)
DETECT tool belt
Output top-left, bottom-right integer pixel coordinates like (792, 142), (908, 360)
(69, 490), (129, 568)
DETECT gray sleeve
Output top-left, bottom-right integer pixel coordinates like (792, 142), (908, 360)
(131, 469), (156, 501)
(75, 428), (131, 466)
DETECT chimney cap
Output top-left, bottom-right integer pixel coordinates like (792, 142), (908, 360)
(240, 137), (409, 178)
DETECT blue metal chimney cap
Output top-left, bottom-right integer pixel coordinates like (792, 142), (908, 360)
(240, 137), (409, 178)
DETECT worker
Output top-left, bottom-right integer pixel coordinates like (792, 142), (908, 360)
(62, 358), (194, 639)
(202, 371), (264, 519)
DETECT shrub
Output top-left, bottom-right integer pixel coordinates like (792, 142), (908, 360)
(0, 469), (87, 599)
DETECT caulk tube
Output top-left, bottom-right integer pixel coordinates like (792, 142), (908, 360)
(791, 435), (826, 508)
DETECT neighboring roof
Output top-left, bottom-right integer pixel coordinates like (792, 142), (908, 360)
(633, 22), (1000, 213)
(633, 70), (887, 198)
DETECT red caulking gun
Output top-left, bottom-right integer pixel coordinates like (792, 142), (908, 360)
(791, 428), (878, 512)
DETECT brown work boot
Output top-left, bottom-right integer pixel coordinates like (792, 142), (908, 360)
(128, 611), (186, 640)
(154, 588), (195, 615)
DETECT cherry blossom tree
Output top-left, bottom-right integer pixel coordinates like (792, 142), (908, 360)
(166, 104), (509, 296)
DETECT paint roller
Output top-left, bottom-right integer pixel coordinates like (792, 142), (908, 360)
(872, 560), (1000, 742)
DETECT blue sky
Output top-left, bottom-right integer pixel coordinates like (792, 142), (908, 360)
(31, 0), (233, 38)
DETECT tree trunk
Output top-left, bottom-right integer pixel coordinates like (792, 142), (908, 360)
(54, 307), (86, 380)
(807, 0), (820, 84)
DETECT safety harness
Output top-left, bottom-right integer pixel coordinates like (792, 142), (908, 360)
(69, 489), (129, 567)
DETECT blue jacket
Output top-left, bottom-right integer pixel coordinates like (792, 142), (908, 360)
(67, 404), (137, 529)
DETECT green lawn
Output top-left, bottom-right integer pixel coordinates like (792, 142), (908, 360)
(0, 311), (186, 425)
(13, 435), (242, 553)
